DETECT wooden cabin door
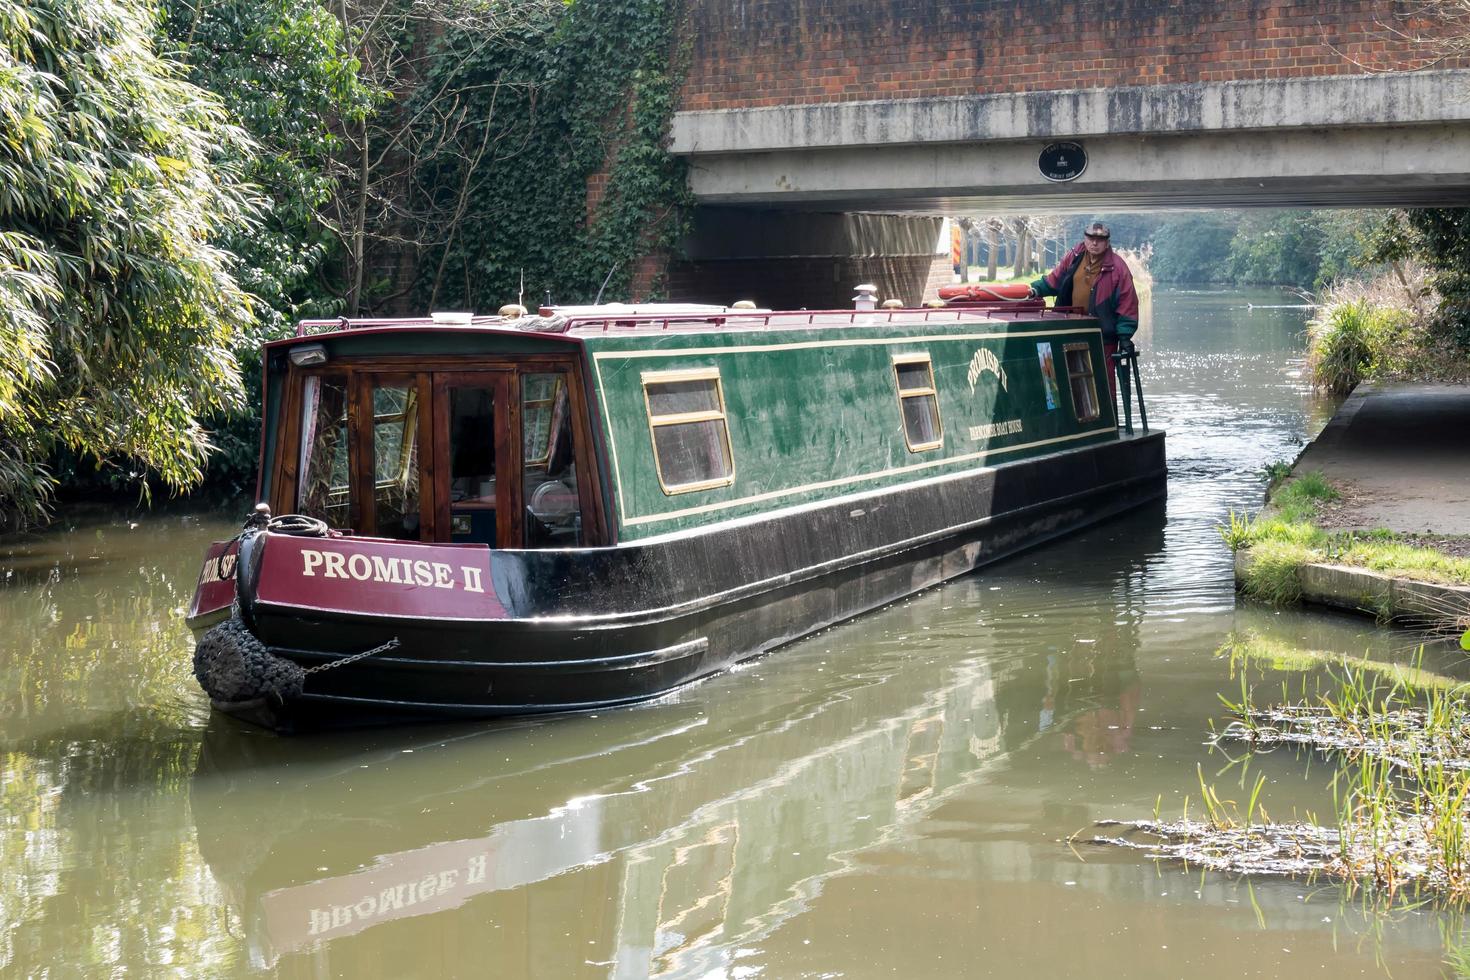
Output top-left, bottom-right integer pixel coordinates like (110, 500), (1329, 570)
(431, 371), (515, 547)
(355, 372), (435, 541)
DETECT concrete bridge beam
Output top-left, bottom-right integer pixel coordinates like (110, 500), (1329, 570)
(672, 71), (1470, 211)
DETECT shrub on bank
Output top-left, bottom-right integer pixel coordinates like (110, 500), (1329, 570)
(1305, 268), (1469, 393)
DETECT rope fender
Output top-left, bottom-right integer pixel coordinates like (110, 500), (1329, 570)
(192, 511), (398, 703)
(193, 617), (403, 704)
(193, 616), (306, 703)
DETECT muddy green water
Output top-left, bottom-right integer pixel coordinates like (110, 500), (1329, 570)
(3, 288), (1466, 978)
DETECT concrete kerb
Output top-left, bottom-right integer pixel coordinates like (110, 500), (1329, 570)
(1235, 548), (1470, 625)
(1233, 383), (1470, 626)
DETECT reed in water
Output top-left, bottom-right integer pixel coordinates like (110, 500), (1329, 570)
(1091, 633), (1470, 906)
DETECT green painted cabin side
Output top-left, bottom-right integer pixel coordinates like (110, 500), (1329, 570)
(583, 314), (1118, 541)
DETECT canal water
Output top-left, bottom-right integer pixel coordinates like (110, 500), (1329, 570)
(2, 288), (1465, 978)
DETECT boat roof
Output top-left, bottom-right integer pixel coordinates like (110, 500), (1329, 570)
(284, 302), (1090, 345)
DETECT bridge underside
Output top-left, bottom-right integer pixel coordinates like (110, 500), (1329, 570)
(665, 210), (946, 310)
(673, 71), (1470, 212)
(661, 72), (1470, 305)
(683, 126), (1470, 213)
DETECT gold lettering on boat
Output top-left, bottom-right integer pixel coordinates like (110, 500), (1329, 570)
(198, 552), (238, 584)
(968, 419), (1023, 441)
(966, 348), (1008, 394)
(299, 548), (482, 592)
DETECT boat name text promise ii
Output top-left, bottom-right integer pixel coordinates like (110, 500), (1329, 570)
(299, 549), (486, 594)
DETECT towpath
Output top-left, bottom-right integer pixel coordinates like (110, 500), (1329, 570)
(1294, 382), (1470, 553)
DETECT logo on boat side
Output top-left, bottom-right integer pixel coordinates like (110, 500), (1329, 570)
(966, 348), (1008, 395)
(299, 548), (486, 594)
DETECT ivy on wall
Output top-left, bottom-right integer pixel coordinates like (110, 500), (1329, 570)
(410, 0), (692, 313)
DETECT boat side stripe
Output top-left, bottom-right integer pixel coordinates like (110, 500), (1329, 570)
(620, 426), (1115, 526)
(589, 327), (1106, 528)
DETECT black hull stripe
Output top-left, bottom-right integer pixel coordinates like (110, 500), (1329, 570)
(270, 636), (710, 672)
(250, 434), (1164, 632)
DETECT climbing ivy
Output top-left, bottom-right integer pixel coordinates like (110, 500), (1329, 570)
(409, 0), (692, 312)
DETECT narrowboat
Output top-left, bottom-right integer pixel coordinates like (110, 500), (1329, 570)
(186, 301), (1166, 730)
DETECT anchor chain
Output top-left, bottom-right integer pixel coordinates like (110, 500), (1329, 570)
(304, 637), (401, 675)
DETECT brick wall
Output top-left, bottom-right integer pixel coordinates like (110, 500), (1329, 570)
(920, 256), (956, 305)
(679, 0), (1463, 111)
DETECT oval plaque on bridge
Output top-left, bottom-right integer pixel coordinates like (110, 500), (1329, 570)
(1038, 142), (1087, 182)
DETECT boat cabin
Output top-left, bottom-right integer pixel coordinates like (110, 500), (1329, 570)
(258, 302), (1124, 551)
(268, 342), (606, 550)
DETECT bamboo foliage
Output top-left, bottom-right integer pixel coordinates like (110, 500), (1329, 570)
(0, 0), (256, 524)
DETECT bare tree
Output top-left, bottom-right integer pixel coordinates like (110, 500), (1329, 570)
(985, 218), (1000, 280)
(1339, 0), (1470, 69)
(1010, 218), (1031, 279)
(320, 0), (561, 314)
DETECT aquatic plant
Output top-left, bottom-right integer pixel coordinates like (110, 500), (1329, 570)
(1219, 510), (1253, 553)
(1304, 266), (1467, 392)
(1094, 649), (1470, 907)
(1261, 460), (1293, 494)
(1306, 298), (1392, 395)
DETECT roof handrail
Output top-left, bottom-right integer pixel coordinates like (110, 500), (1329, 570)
(291, 304), (1091, 337)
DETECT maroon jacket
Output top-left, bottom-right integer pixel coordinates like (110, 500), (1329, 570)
(1030, 243), (1139, 340)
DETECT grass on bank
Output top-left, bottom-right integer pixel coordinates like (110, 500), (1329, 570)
(1222, 469), (1470, 608)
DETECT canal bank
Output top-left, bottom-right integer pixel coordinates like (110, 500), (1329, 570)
(1234, 381), (1470, 624)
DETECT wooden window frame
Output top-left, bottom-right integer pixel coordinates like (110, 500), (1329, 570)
(528, 363), (611, 547)
(641, 367), (737, 496)
(287, 371), (353, 528)
(1063, 343), (1102, 423)
(892, 352), (944, 452)
(520, 374), (565, 467)
(432, 369), (515, 546)
(359, 372), (435, 540)
(270, 355), (611, 547)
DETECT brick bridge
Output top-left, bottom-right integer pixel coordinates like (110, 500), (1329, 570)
(650, 0), (1470, 307)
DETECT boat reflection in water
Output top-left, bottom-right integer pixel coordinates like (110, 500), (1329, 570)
(192, 651), (1032, 974)
(194, 505), (1362, 976)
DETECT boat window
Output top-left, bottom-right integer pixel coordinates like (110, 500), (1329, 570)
(1064, 344), (1101, 422)
(371, 383), (421, 540)
(297, 375), (351, 524)
(893, 354), (943, 452)
(448, 385), (497, 541)
(521, 372), (582, 546)
(642, 369), (735, 494)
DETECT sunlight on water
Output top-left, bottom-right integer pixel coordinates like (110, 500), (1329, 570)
(0, 290), (1461, 978)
